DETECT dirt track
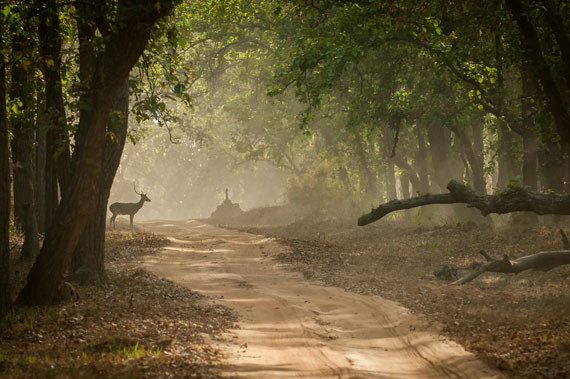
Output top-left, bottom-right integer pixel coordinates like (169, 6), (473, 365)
(140, 219), (501, 378)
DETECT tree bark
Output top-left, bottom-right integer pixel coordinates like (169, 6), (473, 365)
(358, 179), (570, 226)
(10, 33), (39, 260)
(17, 0), (177, 305)
(70, 79), (129, 285)
(35, 95), (46, 233)
(0, 17), (12, 319)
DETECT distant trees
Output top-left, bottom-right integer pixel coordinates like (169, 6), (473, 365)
(264, 1), (569, 201)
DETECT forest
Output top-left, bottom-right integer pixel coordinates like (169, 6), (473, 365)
(1, 0), (570, 377)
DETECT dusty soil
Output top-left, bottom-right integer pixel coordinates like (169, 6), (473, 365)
(234, 214), (570, 379)
(1, 223), (236, 378)
(140, 219), (502, 378)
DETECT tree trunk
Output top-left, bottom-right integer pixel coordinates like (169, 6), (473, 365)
(0, 18), (12, 319)
(35, 95), (47, 233)
(10, 34), (39, 260)
(382, 129), (397, 200)
(520, 63), (539, 191)
(17, 0), (176, 305)
(40, 0), (70, 231)
(453, 126), (487, 194)
(427, 121), (450, 192)
(495, 122), (518, 190)
(414, 124), (430, 193)
(538, 138), (565, 193)
(400, 172), (410, 199)
(353, 128), (376, 197)
(70, 79), (129, 285)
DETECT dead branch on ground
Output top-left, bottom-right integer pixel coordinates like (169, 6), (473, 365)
(452, 229), (570, 285)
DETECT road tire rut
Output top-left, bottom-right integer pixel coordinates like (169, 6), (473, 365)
(140, 220), (502, 378)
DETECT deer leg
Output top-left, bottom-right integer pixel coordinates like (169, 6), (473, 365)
(130, 214), (134, 227)
(110, 214), (117, 229)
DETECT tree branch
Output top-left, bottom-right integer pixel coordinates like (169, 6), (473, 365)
(358, 180), (570, 226)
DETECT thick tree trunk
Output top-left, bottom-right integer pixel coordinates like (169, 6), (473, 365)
(17, 0), (176, 305)
(10, 34), (39, 260)
(44, 131), (59, 230)
(40, 0), (70, 231)
(0, 19), (12, 319)
(35, 97), (47, 233)
(70, 79), (129, 285)
(358, 180), (570, 226)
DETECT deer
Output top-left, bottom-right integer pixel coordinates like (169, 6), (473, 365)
(109, 184), (151, 229)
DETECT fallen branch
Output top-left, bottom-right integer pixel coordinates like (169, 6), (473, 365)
(358, 180), (570, 226)
(452, 229), (570, 285)
(452, 249), (570, 285)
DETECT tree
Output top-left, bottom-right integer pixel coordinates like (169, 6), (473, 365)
(9, 15), (40, 260)
(0, 11), (11, 319)
(17, 0), (180, 306)
(69, 79), (129, 285)
(505, 0), (570, 146)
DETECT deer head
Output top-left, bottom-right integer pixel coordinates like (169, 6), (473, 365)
(134, 183), (151, 202)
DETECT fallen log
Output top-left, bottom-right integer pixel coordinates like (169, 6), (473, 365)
(358, 180), (570, 226)
(452, 229), (570, 285)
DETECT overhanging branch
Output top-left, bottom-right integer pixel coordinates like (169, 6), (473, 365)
(358, 180), (570, 226)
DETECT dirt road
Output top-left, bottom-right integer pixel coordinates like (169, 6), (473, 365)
(140, 220), (501, 378)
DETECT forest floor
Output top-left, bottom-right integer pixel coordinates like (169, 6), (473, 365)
(228, 209), (570, 379)
(2, 210), (569, 378)
(1, 220), (236, 378)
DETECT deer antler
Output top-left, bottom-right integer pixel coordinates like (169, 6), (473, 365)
(133, 182), (141, 195)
